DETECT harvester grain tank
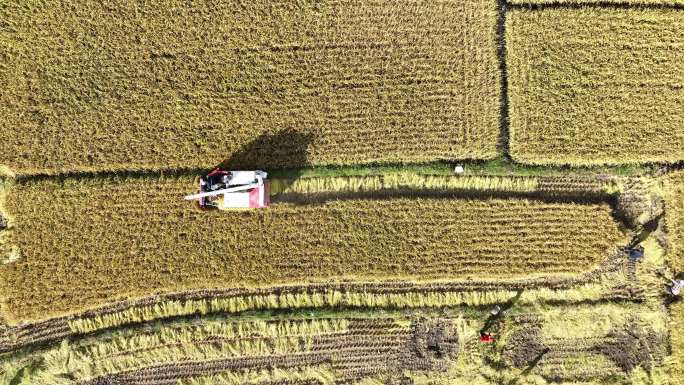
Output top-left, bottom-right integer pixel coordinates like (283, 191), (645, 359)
(184, 168), (269, 209)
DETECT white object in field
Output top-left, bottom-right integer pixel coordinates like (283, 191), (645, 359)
(230, 171), (260, 185)
(184, 170), (269, 209)
(454, 165), (465, 174)
(671, 279), (683, 296)
(221, 192), (251, 209)
(183, 171), (267, 201)
(222, 173), (268, 209)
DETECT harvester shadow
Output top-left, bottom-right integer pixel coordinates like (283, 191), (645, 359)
(216, 129), (314, 194)
(519, 348), (551, 376)
(217, 129), (314, 171)
(213, 129), (315, 194)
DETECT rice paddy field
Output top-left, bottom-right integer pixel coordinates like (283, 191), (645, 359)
(0, 0), (500, 175)
(0, 175), (626, 323)
(1, 0), (684, 384)
(507, 8), (684, 166)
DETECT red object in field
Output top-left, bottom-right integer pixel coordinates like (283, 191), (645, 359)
(206, 167), (230, 178)
(480, 334), (495, 343)
(249, 184), (260, 208)
(249, 178), (270, 208)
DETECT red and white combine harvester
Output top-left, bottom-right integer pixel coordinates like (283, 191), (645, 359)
(184, 168), (270, 210)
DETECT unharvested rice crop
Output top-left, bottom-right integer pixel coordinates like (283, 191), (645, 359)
(506, 8), (684, 166)
(0, 176), (625, 322)
(0, 0), (500, 175)
(665, 171), (684, 272)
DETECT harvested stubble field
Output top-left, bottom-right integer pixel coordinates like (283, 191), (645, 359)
(672, 301), (684, 383)
(0, 175), (625, 323)
(501, 303), (670, 383)
(0, 312), (468, 385)
(665, 171), (684, 272)
(665, 171), (684, 383)
(31, 317), (438, 385)
(506, 8), (684, 166)
(270, 173), (619, 197)
(1, 302), (669, 385)
(0, 0), (500, 175)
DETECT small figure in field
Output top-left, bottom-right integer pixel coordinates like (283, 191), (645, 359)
(655, 267), (683, 298)
(479, 331), (496, 344)
(666, 278), (683, 297)
(628, 245), (644, 262)
(483, 304), (504, 328)
(479, 305), (505, 344)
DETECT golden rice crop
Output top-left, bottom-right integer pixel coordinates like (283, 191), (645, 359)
(665, 171), (684, 272)
(506, 8), (684, 166)
(270, 174), (540, 195)
(0, 175), (625, 323)
(0, 0), (500, 175)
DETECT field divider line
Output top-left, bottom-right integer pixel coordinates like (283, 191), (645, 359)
(0, 178), (20, 270)
(497, 0), (511, 158)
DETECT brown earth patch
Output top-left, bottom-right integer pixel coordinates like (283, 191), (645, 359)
(594, 327), (664, 373)
(503, 326), (549, 369)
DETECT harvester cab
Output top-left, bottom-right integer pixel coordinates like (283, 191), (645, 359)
(184, 168), (269, 210)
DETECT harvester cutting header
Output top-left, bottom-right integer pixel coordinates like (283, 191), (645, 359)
(184, 168), (270, 210)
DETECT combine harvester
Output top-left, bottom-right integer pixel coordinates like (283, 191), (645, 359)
(184, 168), (269, 210)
